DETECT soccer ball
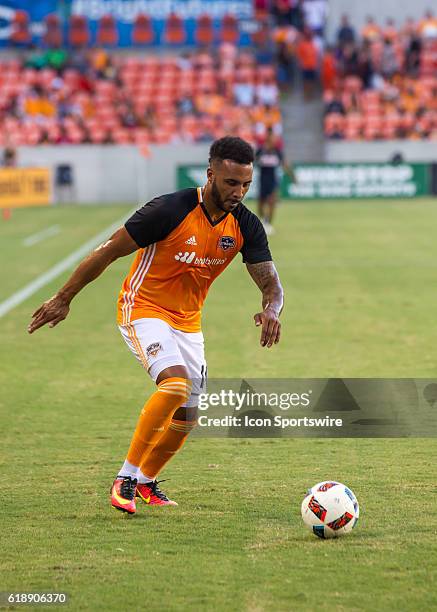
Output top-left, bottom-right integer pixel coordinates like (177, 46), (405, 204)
(301, 481), (359, 539)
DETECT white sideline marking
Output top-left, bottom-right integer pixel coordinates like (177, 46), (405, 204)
(0, 211), (133, 319)
(22, 225), (61, 247)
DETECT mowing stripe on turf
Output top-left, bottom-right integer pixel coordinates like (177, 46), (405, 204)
(22, 224), (61, 247)
(0, 210), (134, 319)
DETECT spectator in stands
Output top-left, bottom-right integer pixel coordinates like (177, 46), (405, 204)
(252, 104), (283, 137)
(339, 42), (359, 77)
(325, 13), (437, 142)
(321, 46), (337, 91)
(22, 85), (56, 120)
(233, 75), (255, 107)
(141, 105), (156, 131)
(272, 0), (293, 26)
(337, 14), (356, 48)
(119, 102), (138, 129)
(90, 49), (110, 78)
(290, 0), (305, 31)
(273, 23), (299, 87)
(405, 27), (422, 76)
(256, 75), (279, 106)
(275, 40), (295, 88)
(361, 16), (381, 43)
(324, 90), (345, 115)
(355, 46), (373, 89)
(195, 89), (225, 116)
(176, 95), (195, 116)
(302, 0), (328, 40)
(383, 18), (398, 43)
(296, 27), (319, 99)
(418, 9), (437, 39)
(381, 39), (399, 78)
(56, 90), (78, 120)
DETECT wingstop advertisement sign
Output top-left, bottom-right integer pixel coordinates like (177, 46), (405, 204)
(178, 163), (431, 200)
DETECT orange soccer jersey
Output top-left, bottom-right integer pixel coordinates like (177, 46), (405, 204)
(117, 187), (271, 332)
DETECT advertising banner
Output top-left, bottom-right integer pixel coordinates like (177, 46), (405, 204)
(0, 168), (51, 208)
(0, 0), (253, 46)
(0, 1), (57, 45)
(71, 0), (253, 20)
(178, 163), (431, 200)
(284, 163), (430, 199)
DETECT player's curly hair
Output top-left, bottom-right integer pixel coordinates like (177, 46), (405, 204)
(209, 136), (254, 165)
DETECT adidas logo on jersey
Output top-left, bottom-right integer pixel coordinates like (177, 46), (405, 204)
(185, 235), (197, 245)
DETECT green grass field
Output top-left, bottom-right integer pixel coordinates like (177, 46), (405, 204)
(1, 200), (436, 611)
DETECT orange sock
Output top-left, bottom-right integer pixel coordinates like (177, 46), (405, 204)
(139, 418), (197, 480)
(126, 378), (192, 467)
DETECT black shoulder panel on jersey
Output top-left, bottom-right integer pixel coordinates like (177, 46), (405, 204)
(125, 188), (198, 248)
(231, 204), (272, 264)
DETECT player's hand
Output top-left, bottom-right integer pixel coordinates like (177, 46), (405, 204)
(254, 307), (281, 348)
(28, 294), (70, 334)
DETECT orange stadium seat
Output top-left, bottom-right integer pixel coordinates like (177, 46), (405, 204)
(164, 12), (187, 45)
(10, 10), (31, 45)
(132, 14), (154, 45)
(39, 68), (56, 87)
(251, 18), (269, 46)
(68, 15), (90, 47)
(344, 76), (362, 94)
(96, 14), (119, 47)
(220, 14), (240, 44)
(195, 14), (215, 46)
(22, 68), (37, 86)
(112, 128), (132, 144)
(43, 13), (63, 48)
(345, 126), (361, 140)
(89, 126), (106, 144)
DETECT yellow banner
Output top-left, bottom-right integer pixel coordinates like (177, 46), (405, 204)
(0, 168), (51, 208)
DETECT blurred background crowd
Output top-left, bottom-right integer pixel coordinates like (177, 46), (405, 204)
(0, 1), (436, 148)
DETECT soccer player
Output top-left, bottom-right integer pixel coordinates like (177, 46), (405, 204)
(256, 128), (296, 235)
(28, 137), (284, 515)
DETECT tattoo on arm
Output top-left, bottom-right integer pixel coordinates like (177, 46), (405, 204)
(246, 261), (284, 316)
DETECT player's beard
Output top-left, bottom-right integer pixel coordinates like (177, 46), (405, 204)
(211, 179), (239, 212)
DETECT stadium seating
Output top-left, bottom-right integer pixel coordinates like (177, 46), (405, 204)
(96, 14), (119, 47)
(195, 15), (215, 47)
(131, 14), (154, 45)
(43, 14), (63, 48)
(10, 10), (31, 45)
(164, 13), (187, 45)
(68, 15), (90, 48)
(0, 48), (281, 147)
(220, 14), (240, 45)
(324, 16), (437, 140)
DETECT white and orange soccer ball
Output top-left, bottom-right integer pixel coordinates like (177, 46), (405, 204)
(301, 481), (359, 539)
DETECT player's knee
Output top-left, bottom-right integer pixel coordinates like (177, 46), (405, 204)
(157, 375), (193, 407)
(173, 405), (198, 421)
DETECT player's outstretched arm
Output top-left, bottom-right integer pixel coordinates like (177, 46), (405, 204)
(28, 227), (138, 334)
(246, 261), (284, 348)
